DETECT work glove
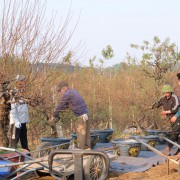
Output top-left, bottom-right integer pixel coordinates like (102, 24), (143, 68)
(82, 114), (88, 122)
(15, 122), (21, 128)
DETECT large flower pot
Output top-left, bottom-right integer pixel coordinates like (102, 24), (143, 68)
(134, 135), (159, 151)
(146, 130), (167, 144)
(41, 137), (72, 149)
(111, 138), (141, 157)
(33, 138), (72, 159)
(71, 133), (99, 149)
(90, 129), (114, 143)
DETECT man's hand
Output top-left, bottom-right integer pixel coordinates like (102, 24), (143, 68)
(49, 115), (55, 126)
(161, 110), (170, 116)
(15, 122), (21, 128)
(82, 114), (88, 122)
(171, 116), (177, 123)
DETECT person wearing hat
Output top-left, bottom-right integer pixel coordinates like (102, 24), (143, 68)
(153, 85), (180, 155)
(170, 73), (180, 121)
(170, 73), (180, 120)
(152, 85), (179, 117)
(50, 81), (91, 149)
(173, 73), (180, 98)
(9, 75), (30, 151)
(169, 73), (180, 156)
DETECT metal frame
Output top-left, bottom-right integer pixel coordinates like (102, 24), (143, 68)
(0, 146), (65, 179)
(0, 145), (116, 180)
(48, 150), (110, 180)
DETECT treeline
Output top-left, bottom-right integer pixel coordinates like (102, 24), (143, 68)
(0, 40), (180, 146)
(27, 43), (180, 145)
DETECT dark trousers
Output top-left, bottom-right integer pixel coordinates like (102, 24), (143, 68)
(168, 118), (180, 148)
(11, 123), (29, 151)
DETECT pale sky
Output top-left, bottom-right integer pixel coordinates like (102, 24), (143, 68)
(45, 0), (180, 66)
(3, 0), (180, 67)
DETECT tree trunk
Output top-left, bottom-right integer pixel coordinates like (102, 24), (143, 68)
(0, 103), (10, 147)
(108, 88), (113, 129)
(0, 88), (11, 146)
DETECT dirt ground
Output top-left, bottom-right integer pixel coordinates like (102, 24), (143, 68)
(32, 161), (180, 180)
(107, 161), (180, 180)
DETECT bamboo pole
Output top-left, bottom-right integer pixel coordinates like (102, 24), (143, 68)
(132, 137), (179, 174)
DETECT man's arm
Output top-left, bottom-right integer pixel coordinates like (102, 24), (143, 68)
(170, 94), (180, 114)
(171, 107), (180, 123)
(152, 96), (165, 109)
(175, 108), (180, 117)
(53, 94), (69, 119)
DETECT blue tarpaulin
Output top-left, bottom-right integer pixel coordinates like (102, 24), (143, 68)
(94, 143), (178, 173)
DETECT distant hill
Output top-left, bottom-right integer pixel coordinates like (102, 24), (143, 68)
(32, 63), (79, 73)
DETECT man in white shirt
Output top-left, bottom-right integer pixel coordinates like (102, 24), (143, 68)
(10, 75), (30, 151)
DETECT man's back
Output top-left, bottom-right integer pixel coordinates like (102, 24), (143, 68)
(53, 88), (88, 118)
(64, 88), (88, 116)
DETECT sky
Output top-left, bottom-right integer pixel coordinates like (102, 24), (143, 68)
(3, 0), (180, 67)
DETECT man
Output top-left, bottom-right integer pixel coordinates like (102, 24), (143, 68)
(169, 73), (180, 155)
(173, 73), (180, 98)
(51, 81), (91, 149)
(170, 73), (180, 120)
(9, 75), (30, 151)
(153, 85), (180, 155)
(171, 73), (180, 119)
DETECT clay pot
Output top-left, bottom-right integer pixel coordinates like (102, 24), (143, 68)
(71, 133), (99, 149)
(134, 135), (159, 151)
(146, 130), (167, 144)
(90, 129), (114, 143)
(111, 138), (141, 157)
(41, 137), (72, 149)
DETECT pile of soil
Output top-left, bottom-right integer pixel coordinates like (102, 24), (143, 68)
(107, 161), (180, 180)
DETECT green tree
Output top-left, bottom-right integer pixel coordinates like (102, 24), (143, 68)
(100, 45), (114, 128)
(131, 36), (180, 97)
(99, 45), (114, 70)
